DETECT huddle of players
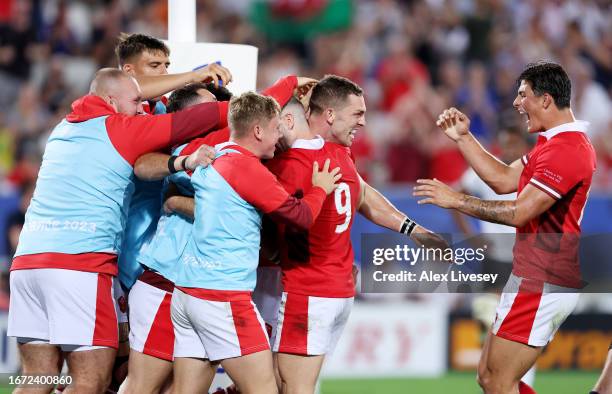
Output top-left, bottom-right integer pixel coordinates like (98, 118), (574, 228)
(9, 31), (605, 394)
(114, 37), (607, 394)
(111, 34), (447, 394)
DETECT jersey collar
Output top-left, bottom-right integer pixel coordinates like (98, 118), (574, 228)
(541, 120), (589, 140)
(214, 141), (257, 158)
(290, 135), (325, 150)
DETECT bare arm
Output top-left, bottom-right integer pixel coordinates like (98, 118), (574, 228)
(357, 177), (405, 231)
(134, 145), (215, 181)
(437, 108), (523, 194)
(164, 195), (195, 218)
(455, 184), (555, 227)
(357, 176), (448, 249)
(136, 73), (196, 100)
(414, 179), (556, 228)
(134, 152), (178, 181)
(162, 183), (195, 218)
(456, 133), (523, 194)
(136, 63), (232, 100)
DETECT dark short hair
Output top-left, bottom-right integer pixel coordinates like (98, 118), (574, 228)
(115, 33), (170, 66)
(309, 74), (363, 114)
(166, 83), (233, 113)
(517, 61), (571, 109)
(229, 92), (280, 138)
(202, 82), (233, 102)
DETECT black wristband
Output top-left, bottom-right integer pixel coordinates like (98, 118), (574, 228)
(168, 155), (179, 174)
(400, 217), (417, 236)
(180, 156), (189, 171)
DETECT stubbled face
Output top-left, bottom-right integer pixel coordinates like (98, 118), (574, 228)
(513, 80), (545, 133)
(109, 77), (144, 116)
(260, 115), (282, 159)
(330, 94), (366, 147)
(127, 50), (170, 76)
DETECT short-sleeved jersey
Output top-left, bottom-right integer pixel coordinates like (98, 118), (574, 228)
(513, 121), (596, 288)
(267, 137), (361, 297)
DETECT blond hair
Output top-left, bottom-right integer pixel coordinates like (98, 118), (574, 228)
(229, 92), (280, 138)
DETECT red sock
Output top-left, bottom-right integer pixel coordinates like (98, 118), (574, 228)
(519, 381), (537, 394)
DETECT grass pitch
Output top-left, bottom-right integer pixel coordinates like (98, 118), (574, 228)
(321, 371), (599, 394)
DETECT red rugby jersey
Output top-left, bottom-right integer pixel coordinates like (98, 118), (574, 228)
(512, 121), (596, 288)
(267, 137), (361, 297)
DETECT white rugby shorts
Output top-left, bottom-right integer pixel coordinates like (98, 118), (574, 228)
(272, 292), (353, 356)
(9, 268), (118, 349)
(128, 270), (175, 361)
(492, 273), (579, 346)
(171, 287), (269, 361)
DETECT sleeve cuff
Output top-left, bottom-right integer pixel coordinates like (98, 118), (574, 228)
(529, 177), (561, 199)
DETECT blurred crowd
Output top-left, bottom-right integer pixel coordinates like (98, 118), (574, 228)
(0, 0), (610, 304)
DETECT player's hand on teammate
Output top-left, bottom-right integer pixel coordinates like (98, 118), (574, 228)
(191, 63), (232, 87)
(413, 178), (462, 209)
(436, 107), (470, 142)
(185, 144), (216, 171)
(312, 159), (342, 195)
(295, 77), (318, 111)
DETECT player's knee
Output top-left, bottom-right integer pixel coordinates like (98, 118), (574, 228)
(120, 377), (139, 394)
(476, 369), (489, 390)
(477, 367), (497, 392)
(477, 368), (512, 394)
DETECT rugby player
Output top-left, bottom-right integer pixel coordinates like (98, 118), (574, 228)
(7, 68), (229, 393)
(115, 32), (231, 293)
(125, 76), (308, 394)
(119, 83), (224, 394)
(414, 61), (596, 394)
(268, 75), (447, 394)
(113, 33), (231, 392)
(170, 92), (341, 394)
